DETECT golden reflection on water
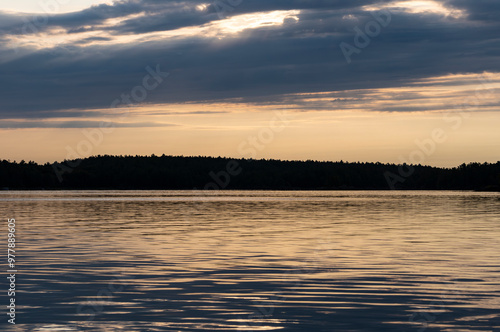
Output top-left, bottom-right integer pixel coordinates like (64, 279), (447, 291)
(1, 191), (499, 331)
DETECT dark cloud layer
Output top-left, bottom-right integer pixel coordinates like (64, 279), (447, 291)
(0, 0), (499, 119)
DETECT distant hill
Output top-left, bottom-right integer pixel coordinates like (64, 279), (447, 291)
(0, 155), (499, 191)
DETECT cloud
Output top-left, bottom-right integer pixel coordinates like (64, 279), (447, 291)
(444, 0), (500, 21)
(74, 36), (113, 44)
(0, 120), (176, 129)
(0, 0), (499, 120)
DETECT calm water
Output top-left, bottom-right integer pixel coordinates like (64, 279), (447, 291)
(1, 190), (499, 331)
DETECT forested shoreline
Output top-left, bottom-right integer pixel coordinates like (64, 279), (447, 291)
(0, 155), (499, 191)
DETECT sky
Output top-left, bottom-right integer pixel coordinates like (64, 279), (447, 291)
(0, 0), (499, 166)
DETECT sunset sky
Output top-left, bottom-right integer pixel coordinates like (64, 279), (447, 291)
(0, 0), (499, 166)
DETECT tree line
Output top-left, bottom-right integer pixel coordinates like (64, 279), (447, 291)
(0, 155), (499, 191)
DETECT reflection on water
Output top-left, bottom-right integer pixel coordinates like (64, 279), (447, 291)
(1, 190), (499, 331)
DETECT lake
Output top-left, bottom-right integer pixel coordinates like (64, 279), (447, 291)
(1, 190), (499, 331)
